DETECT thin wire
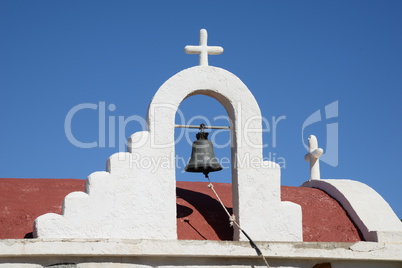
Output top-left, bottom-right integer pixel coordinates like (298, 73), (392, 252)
(205, 174), (270, 268)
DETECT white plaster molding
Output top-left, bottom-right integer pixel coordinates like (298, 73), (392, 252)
(35, 65), (302, 241)
(304, 135), (323, 180)
(302, 179), (402, 243)
(0, 239), (401, 265)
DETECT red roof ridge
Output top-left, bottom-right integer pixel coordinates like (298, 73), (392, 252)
(0, 178), (362, 242)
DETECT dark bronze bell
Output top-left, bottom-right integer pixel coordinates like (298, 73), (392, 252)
(185, 125), (223, 175)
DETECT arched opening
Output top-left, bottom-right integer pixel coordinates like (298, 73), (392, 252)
(175, 94), (231, 183)
(174, 94), (233, 240)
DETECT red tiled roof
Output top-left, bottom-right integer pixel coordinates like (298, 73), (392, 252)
(0, 178), (362, 242)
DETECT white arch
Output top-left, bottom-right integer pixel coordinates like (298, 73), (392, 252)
(147, 66), (302, 241)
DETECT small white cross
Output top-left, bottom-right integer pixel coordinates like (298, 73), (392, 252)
(304, 135), (324, 180)
(184, 29), (223, 66)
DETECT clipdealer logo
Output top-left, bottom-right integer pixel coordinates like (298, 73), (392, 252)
(302, 101), (339, 167)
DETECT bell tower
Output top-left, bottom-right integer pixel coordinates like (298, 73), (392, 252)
(34, 29), (302, 242)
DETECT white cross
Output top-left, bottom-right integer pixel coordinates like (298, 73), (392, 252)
(184, 29), (223, 66)
(304, 135), (324, 180)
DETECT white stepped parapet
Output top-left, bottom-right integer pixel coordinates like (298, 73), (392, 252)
(34, 131), (177, 240)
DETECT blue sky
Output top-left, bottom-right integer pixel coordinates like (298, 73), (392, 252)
(1, 1), (401, 218)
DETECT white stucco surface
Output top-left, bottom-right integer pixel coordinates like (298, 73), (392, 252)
(35, 65), (302, 242)
(302, 179), (402, 243)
